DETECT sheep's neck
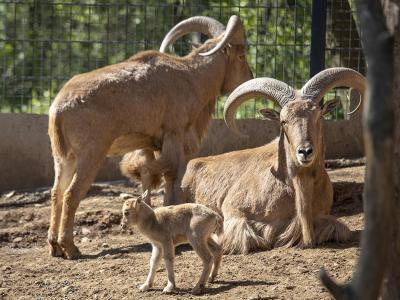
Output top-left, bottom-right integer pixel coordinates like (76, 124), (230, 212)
(136, 205), (157, 235)
(187, 53), (227, 101)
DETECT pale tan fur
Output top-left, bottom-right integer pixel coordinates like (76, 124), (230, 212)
(181, 100), (351, 254)
(121, 192), (223, 295)
(120, 98), (217, 206)
(47, 31), (252, 259)
(119, 150), (162, 205)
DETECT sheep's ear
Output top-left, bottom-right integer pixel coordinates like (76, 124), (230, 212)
(321, 98), (341, 115)
(141, 190), (149, 200)
(259, 108), (280, 121)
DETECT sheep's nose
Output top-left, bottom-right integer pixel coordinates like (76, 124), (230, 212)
(297, 147), (313, 158)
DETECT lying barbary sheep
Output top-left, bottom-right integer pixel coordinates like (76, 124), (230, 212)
(121, 191), (223, 295)
(48, 15), (252, 259)
(182, 68), (366, 254)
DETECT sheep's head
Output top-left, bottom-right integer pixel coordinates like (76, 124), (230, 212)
(224, 68), (367, 167)
(120, 190), (148, 229)
(159, 15), (253, 94)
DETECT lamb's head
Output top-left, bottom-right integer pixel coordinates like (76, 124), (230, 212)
(224, 67), (367, 167)
(121, 190), (149, 229)
(159, 15), (253, 94)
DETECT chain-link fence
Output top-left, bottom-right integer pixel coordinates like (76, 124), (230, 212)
(0, 0), (364, 119)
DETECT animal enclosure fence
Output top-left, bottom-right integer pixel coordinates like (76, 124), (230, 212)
(0, 0), (363, 119)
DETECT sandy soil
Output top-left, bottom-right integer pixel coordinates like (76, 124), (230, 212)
(0, 164), (364, 300)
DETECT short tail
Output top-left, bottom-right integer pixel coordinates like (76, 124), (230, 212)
(48, 111), (67, 157)
(214, 213), (224, 236)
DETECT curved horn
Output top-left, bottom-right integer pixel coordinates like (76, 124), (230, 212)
(224, 78), (296, 137)
(159, 16), (225, 53)
(199, 15), (245, 57)
(301, 67), (367, 114)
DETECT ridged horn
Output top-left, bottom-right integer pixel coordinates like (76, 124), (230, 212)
(159, 16), (225, 53)
(199, 15), (245, 56)
(224, 78), (296, 137)
(301, 67), (367, 115)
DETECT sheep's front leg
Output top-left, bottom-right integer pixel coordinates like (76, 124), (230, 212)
(139, 244), (162, 292)
(162, 240), (176, 293)
(292, 175), (315, 248)
(159, 132), (184, 206)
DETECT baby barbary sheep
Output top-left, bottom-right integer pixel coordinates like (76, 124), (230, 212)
(121, 191), (223, 295)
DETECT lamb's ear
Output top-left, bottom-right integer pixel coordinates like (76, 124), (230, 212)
(141, 190), (149, 200)
(321, 98), (341, 115)
(259, 108), (280, 121)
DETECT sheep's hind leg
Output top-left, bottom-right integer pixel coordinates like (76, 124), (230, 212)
(189, 237), (213, 295)
(207, 237), (222, 283)
(48, 156), (75, 257)
(57, 147), (108, 259)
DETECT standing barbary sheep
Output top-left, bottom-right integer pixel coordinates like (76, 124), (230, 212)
(47, 15), (252, 259)
(181, 68), (367, 254)
(120, 16), (252, 206)
(121, 191), (223, 295)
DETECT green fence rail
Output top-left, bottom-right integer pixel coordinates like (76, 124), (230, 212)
(0, 0), (363, 119)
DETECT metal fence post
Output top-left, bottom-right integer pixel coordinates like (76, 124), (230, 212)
(310, 0), (327, 77)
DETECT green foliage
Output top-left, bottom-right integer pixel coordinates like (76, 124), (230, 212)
(0, 0), (354, 120)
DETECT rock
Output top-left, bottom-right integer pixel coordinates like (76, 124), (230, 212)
(5, 191), (15, 198)
(81, 237), (90, 243)
(12, 237), (23, 243)
(81, 227), (91, 235)
(101, 243), (109, 248)
(119, 193), (133, 200)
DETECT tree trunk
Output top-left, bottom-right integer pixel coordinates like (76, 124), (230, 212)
(380, 1), (400, 298)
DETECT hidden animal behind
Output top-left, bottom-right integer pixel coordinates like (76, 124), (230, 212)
(121, 191), (223, 295)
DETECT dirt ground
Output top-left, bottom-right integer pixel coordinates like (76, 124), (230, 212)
(0, 163), (364, 300)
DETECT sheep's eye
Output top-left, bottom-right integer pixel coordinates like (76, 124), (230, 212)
(238, 54), (246, 61)
(124, 211), (129, 217)
(281, 120), (287, 126)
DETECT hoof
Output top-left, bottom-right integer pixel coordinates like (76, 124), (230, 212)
(162, 284), (175, 294)
(48, 240), (64, 257)
(139, 283), (151, 292)
(191, 284), (205, 295)
(60, 243), (82, 260)
(208, 275), (216, 283)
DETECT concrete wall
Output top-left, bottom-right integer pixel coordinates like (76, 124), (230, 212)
(0, 93), (363, 191)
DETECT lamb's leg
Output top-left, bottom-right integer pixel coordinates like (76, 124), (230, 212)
(190, 237), (213, 295)
(48, 156), (75, 257)
(207, 237), (222, 283)
(139, 244), (162, 292)
(162, 240), (176, 293)
(58, 148), (108, 259)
